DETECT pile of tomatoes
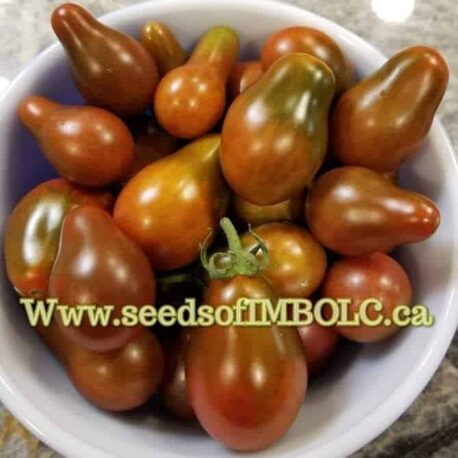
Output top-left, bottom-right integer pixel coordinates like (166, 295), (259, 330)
(3, 3), (448, 452)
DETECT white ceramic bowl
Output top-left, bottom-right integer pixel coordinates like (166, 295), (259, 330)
(0, 0), (457, 456)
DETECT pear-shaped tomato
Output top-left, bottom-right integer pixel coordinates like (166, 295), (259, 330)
(332, 46), (448, 172)
(51, 3), (158, 116)
(306, 167), (440, 255)
(221, 53), (335, 205)
(155, 26), (239, 139)
(49, 206), (155, 352)
(186, 218), (307, 451)
(4, 179), (113, 299)
(114, 135), (229, 270)
(19, 96), (134, 187)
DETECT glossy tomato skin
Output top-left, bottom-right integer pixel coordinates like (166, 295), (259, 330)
(4, 179), (113, 299)
(114, 135), (229, 270)
(242, 223), (327, 298)
(49, 206), (155, 352)
(140, 21), (187, 76)
(322, 252), (412, 342)
(186, 276), (307, 451)
(37, 322), (164, 411)
(228, 61), (264, 100)
(51, 3), (158, 116)
(19, 96), (134, 187)
(161, 330), (195, 420)
(306, 166), (440, 256)
(297, 324), (339, 375)
(261, 26), (353, 94)
(155, 26), (239, 139)
(221, 53), (335, 205)
(233, 193), (304, 227)
(68, 330), (164, 411)
(332, 46), (449, 172)
(155, 65), (226, 139)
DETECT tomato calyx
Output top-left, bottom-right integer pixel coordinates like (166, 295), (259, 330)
(201, 217), (269, 279)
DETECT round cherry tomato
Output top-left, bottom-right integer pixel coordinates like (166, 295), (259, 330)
(261, 26), (353, 94)
(321, 252), (412, 342)
(242, 223), (327, 298)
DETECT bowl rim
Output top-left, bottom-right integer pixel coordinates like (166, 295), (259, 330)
(0, 0), (457, 457)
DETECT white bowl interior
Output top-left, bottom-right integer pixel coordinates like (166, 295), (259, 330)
(0, 1), (457, 457)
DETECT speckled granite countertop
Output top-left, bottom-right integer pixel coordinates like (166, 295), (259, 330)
(0, 0), (457, 456)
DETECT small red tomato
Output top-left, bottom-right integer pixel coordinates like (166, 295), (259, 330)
(261, 26), (353, 94)
(322, 252), (412, 343)
(242, 223), (327, 298)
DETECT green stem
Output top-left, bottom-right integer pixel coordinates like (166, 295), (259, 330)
(220, 217), (242, 251)
(200, 217), (269, 280)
